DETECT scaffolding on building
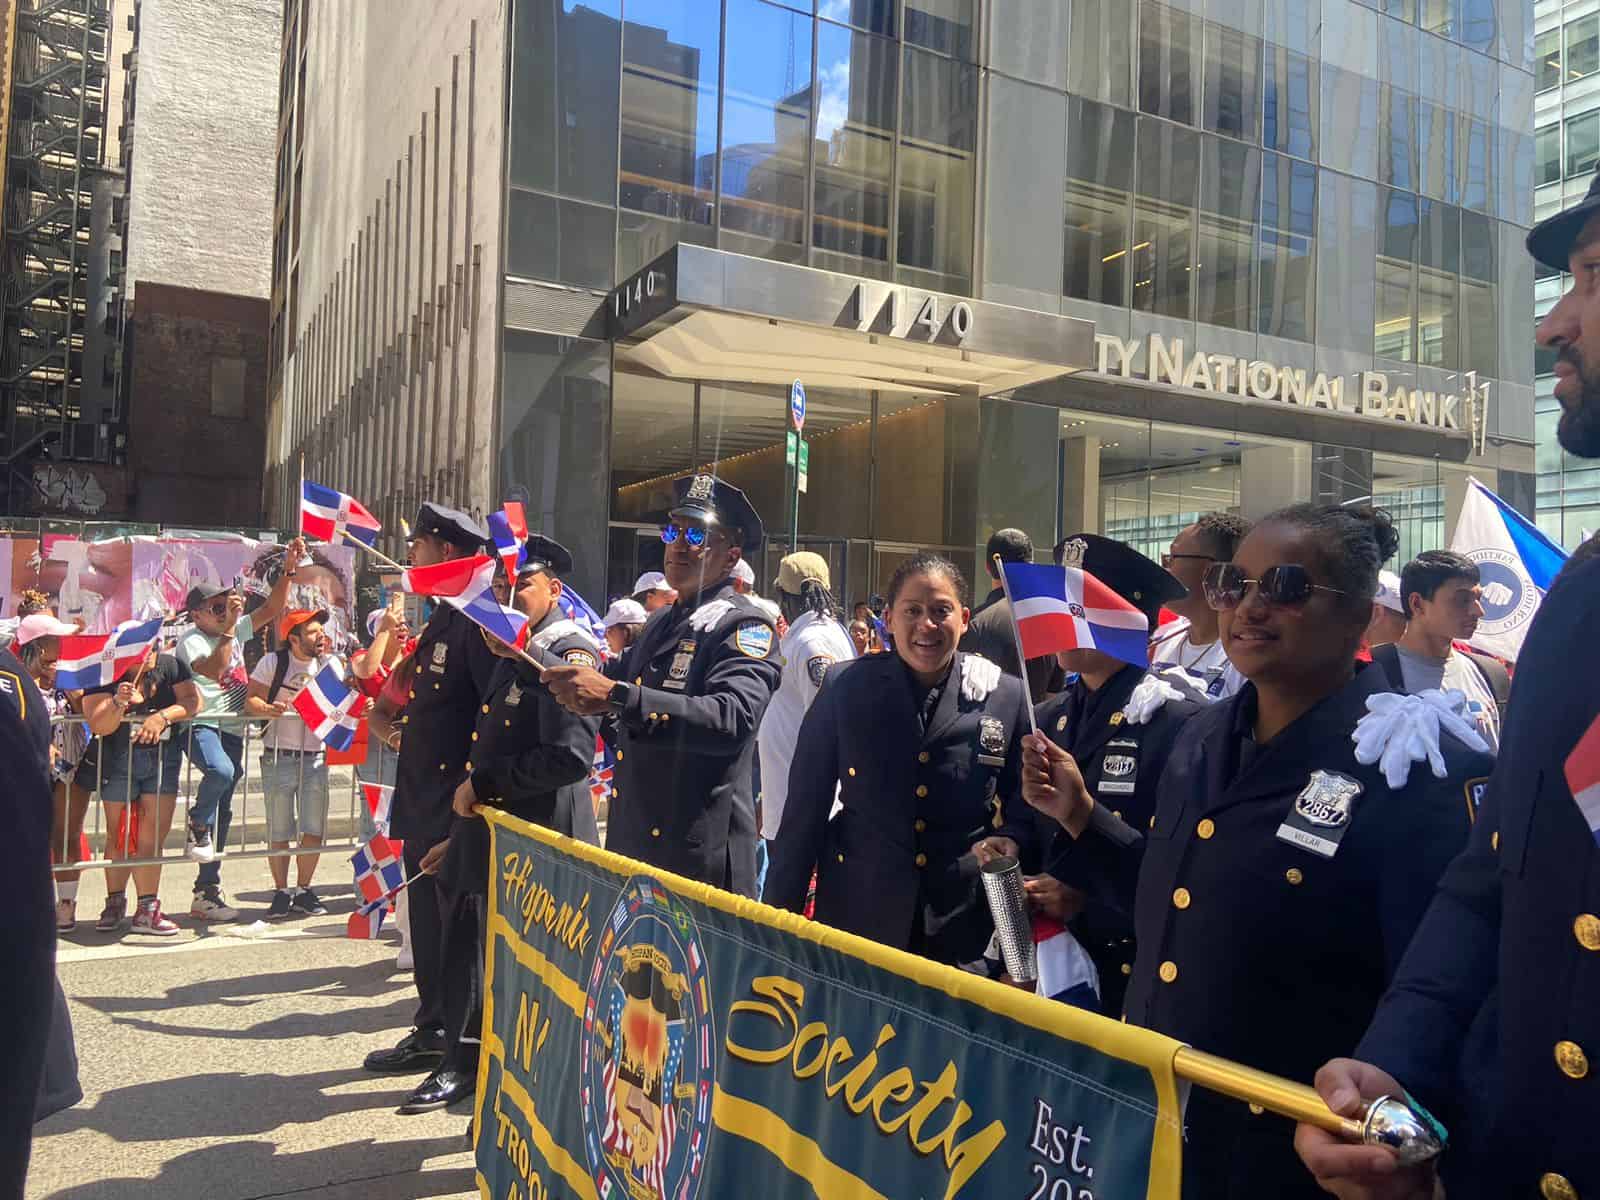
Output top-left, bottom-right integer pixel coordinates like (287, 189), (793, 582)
(0, 0), (110, 512)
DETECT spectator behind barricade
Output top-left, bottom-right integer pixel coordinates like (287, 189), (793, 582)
(1148, 511), (1252, 699)
(176, 535), (305, 925)
(0, 588), (55, 649)
(729, 558), (756, 595)
(361, 597), (419, 970)
(80, 638), (201, 936)
(14, 615), (93, 932)
(1365, 569), (1408, 649)
(629, 570), (676, 613)
(847, 618), (870, 656)
(601, 598), (647, 659)
(245, 609), (344, 919)
(1368, 550), (1507, 751)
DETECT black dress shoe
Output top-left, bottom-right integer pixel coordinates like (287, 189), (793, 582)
(398, 1067), (475, 1114)
(363, 1028), (446, 1073)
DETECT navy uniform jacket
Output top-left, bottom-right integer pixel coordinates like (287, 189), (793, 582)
(1038, 665), (1204, 1014)
(1087, 668), (1490, 1198)
(390, 604), (500, 849)
(766, 651), (1037, 964)
(1357, 553), (1600, 1200)
(603, 581), (780, 896)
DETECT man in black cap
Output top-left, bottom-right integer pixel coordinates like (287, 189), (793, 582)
(961, 528), (1060, 696)
(399, 534), (603, 1113)
(545, 474), (781, 896)
(1295, 177), (1600, 1198)
(365, 503), (500, 1079)
(1030, 534), (1206, 1016)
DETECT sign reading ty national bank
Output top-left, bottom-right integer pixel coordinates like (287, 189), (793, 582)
(1095, 333), (1489, 434)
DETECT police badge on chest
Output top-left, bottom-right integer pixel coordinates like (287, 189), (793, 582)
(1275, 769), (1363, 858)
(429, 640), (448, 674)
(1097, 737), (1140, 796)
(663, 639), (695, 691)
(977, 716), (1007, 766)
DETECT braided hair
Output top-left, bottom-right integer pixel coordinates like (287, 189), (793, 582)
(778, 576), (843, 626)
(1260, 503), (1401, 617)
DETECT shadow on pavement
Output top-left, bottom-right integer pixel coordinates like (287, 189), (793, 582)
(73, 957), (408, 1014)
(34, 1134), (474, 1200)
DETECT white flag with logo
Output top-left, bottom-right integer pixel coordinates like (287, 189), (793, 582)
(1448, 476), (1568, 661)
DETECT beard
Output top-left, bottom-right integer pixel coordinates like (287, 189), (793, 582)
(1558, 346), (1600, 457)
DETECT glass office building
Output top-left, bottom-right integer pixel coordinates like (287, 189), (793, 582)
(493, 0), (1537, 605)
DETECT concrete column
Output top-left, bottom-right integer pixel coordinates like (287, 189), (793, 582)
(1062, 435), (1101, 536)
(1239, 444), (1313, 521)
(1443, 467), (1481, 539)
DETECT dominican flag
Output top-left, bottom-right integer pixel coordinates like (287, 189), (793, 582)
(1450, 476), (1568, 661)
(290, 664), (369, 751)
(487, 503), (528, 583)
(558, 587), (607, 650)
(1031, 915), (1101, 1004)
(588, 737), (614, 808)
(300, 480), (382, 548)
(347, 905), (388, 939)
(1000, 561), (1150, 668)
(400, 553), (528, 647)
(54, 618), (165, 690)
(350, 834), (405, 906)
(1565, 713), (1600, 848)
(362, 781), (394, 836)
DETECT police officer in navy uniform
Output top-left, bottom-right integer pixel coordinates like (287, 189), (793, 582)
(1025, 505), (1494, 1199)
(1296, 174), (1600, 1200)
(366, 503), (499, 1078)
(766, 552), (1036, 966)
(1033, 533), (1205, 1015)
(544, 475), (780, 897)
(399, 534), (603, 1114)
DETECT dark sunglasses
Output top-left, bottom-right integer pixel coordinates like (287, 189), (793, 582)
(660, 522), (709, 548)
(1202, 562), (1347, 611)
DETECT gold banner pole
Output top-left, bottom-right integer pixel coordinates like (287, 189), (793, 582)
(1173, 1048), (1363, 1139)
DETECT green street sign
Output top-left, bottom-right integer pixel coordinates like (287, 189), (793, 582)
(786, 430), (798, 466)
(798, 439), (809, 493)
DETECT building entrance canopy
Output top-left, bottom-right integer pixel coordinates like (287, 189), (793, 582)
(607, 245), (1098, 396)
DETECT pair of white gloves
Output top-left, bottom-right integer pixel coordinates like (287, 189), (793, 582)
(1352, 689), (1491, 788)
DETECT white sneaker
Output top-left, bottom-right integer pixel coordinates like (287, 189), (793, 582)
(190, 888), (238, 922)
(185, 825), (217, 863)
(396, 942), (414, 971)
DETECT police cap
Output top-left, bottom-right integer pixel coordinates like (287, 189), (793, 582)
(1054, 532), (1186, 626)
(518, 533), (573, 578)
(669, 474), (765, 553)
(410, 502), (487, 552)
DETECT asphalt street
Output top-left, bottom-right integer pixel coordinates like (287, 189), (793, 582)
(29, 838), (479, 1200)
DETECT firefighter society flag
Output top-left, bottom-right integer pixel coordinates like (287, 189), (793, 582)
(1449, 476), (1567, 660)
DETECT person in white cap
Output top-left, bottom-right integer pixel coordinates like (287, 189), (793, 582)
(755, 553), (856, 862)
(729, 558), (756, 595)
(629, 570), (677, 613)
(601, 597), (648, 658)
(1365, 569), (1408, 649)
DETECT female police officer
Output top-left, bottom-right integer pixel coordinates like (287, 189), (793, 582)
(765, 552), (1036, 967)
(1023, 505), (1494, 1198)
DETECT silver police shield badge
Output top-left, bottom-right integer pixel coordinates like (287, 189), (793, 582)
(978, 716), (1006, 755)
(1295, 770), (1361, 827)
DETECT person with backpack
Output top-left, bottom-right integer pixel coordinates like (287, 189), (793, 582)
(245, 609), (344, 918)
(1369, 550), (1508, 753)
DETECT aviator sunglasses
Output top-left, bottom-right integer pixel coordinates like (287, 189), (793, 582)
(660, 522), (712, 548)
(1202, 562), (1347, 611)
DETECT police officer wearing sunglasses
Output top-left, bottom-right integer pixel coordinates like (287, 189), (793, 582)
(1024, 504), (1493, 1199)
(544, 475), (780, 897)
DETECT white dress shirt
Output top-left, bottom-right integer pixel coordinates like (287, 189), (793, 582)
(756, 609), (857, 839)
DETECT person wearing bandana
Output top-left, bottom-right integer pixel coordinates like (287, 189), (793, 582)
(1024, 504), (1493, 1198)
(765, 552), (1036, 967)
(1032, 534), (1206, 1015)
(365, 503), (499, 1080)
(544, 475), (780, 897)
(399, 534), (603, 1114)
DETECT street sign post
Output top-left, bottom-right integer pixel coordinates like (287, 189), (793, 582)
(790, 380), (806, 433)
(788, 381), (805, 554)
(798, 439), (809, 494)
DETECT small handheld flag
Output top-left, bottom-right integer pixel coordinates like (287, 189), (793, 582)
(361, 781), (394, 837)
(1000, 560), (1150, 669)
(350, 835), (406, 907)
(55, 618), (165, 691)
(401, 554), (527, 647)
(487, 503), (529, 583)
(588, 737), (614, 809)
(347, 905), (388, 939)
(1564, 713), (1600, 849)
(291, 664), (369, 752)
(301, 480), (382, 549)
(557, 586), (607, 650)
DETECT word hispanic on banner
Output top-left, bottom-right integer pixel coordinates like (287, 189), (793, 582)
(472, 809), (1188, 1200)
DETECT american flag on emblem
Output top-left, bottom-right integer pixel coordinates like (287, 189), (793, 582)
(301, 480), (382, 548)
(350, 835), (405, 906)
(599, 989), (685, 1200)
(1000, 560), (1150, 669)
(53, 618), (164, 691)
(291, 663), (369, 752)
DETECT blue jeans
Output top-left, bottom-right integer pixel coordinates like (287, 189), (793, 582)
(185, 726), (244, 890)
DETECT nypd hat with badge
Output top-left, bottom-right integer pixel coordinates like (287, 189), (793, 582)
(518, 533), (574, 578)
(1054, 532), (1187, 626)
(669, 474), (765, 553)
(410, 502), (488, 552)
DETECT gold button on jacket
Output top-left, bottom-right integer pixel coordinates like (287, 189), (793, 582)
(1540, 1172), (1578, 1200)
(1575, 913), (1600, 951)
(1172, 887), (1191, 910)
(1196, 818), (1215, 839)
(1555, 1040), (1589, 1080)
(1158, 960), (1179, 983)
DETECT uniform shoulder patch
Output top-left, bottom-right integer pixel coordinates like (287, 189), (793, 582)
(1463, 775), (1489, 823)
(562, 647), (599, 669)
(733, 621), (774, 659)
(0, 670), (23, 720)
(805, 654), (834, 686)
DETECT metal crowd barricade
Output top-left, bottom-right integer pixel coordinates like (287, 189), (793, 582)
(48, 708), (398, 875)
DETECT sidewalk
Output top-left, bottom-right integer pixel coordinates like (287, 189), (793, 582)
(29, 850), (478, 1200)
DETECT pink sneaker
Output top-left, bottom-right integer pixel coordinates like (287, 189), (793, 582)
(130, 900), (180, 937)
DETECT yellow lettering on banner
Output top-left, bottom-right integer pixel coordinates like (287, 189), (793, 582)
(499, 851), (592, 956)
(489, 912), (586, 1019)
(725, 976), (1005, 1200)
(713, 1088), (894, 1200)
(513, 993), (550, 1074)
(485, 1029), (599, 1200)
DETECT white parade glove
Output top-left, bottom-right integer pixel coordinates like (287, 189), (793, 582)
(960, 654), (1002, 702)
(1352, 690), (1489, 790)
(687, 599), (735, 632)
(1122, 673), (1185, 725)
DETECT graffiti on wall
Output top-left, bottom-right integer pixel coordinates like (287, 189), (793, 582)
(32, 465), (110, 515)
